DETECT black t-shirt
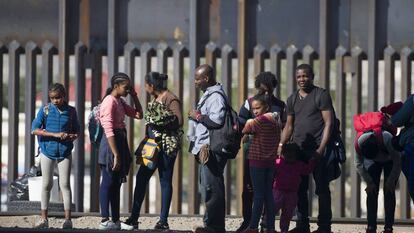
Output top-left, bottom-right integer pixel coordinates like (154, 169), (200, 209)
(286, 86), (333, 151)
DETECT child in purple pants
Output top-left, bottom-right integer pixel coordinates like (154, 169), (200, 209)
(273, 143), (320, 233)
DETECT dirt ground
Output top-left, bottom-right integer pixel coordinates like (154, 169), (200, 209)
(0, 215), (413, 233)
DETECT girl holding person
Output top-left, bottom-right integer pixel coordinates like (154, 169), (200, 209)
(123, 72), (183, 230)
(98, 73), (143, 230)
(31, 83), (80, 229)
(237, 72), (286, 233)
(241, 93), (282, 233)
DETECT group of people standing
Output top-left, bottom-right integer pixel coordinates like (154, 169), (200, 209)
(30, 62), (414, 233)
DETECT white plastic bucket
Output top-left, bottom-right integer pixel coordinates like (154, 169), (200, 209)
(28, 176), (60, 202)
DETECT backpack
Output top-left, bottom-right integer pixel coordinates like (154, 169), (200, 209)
(88, 104), (104, 145)
(353, 112), (394, 156)
(198, 91), (242, 159)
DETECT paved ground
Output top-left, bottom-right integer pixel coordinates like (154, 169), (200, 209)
(0, 215), (413, 233)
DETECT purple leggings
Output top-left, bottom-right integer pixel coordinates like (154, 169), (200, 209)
(273, 189), (298, 232)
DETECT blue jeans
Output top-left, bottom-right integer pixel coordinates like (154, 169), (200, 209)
(99, 165), (122, 221)
(199, 151), (227, 233)
(130, 150), (176, 223)
(402, 143), (414, 204)
(249, 166), (275, 230)
(296, 149), (332, 230)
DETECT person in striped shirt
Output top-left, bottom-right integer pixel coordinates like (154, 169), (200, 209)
(241, 93), (282, 233)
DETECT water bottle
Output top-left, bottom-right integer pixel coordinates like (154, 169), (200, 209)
(187, 119), (196, 141)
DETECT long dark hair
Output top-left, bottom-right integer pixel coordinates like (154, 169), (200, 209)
(145, 72), (168, 91)
(103, 72), (131, 99)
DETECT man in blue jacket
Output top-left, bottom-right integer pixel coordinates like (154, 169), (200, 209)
(188, 64), (229, 233)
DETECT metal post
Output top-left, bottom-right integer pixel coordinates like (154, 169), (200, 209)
(108, 0), (118, 78)
(24, 42), (40, 173)
(58, 0), (69, 90)
(189, 0), (200, 215)
(237, 0), (248, 215)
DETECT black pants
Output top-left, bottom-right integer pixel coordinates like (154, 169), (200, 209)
(296, 149), (332, 230)
(242, 157), (254, 223)
(366, 160), (396, 230)
(129, 150), (177, 223)
(199, 151), (227, 233)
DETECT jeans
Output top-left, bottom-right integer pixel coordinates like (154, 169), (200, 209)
(366, 160), (396, 230)
(249, 166), (275, 230)
(296, 149), (332, 230)
(99, 165), (122, 221)
(130, 150), (176, 223)
(402, 143), (414, 204)
(199, 151), (227, 233)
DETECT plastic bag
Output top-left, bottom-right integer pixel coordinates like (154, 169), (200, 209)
(8, 166), (41, 201)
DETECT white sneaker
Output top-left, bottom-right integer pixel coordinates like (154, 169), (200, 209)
(62, 219), (73, 229)
(34, 219), (49, 229)
(121, 221), (134, 230)
(99, 220), (121, 230)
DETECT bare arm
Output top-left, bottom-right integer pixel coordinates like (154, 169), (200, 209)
(317, 110), (333, 156)
(277, 115), (294, 155)
(32, 129), (68, 140)
(131, 93), (143, 119)
(107, 136), (121, 171)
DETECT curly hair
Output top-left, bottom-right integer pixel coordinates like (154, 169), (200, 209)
(254, 71), (278, 92)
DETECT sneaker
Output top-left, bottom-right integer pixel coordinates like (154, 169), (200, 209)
(235, 222), (250, 233)
(122, 218), (139, 229)
(99, 220), (121, 230)
(242, 228), (259, 233)
(366, 226), (376, 233)
(154, 220), (170, 230)
(121, 221), (134, 230)
(34, 219), (48, 229)
(62, 219), (73, 229)
(289, 227), (310, 233)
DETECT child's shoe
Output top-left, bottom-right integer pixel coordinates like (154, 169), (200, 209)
(154, 220), (170, 230)
(62, 219), (73, 229)
(34, 218), (48, 229)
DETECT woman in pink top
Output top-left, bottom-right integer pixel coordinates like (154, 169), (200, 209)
(98, 73), (143, 230)
(273, 143), (320, 233)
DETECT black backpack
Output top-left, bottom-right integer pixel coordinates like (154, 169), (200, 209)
(198, 91), (242, 159)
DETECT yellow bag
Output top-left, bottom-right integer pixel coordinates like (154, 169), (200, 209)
(135, 138), (159, 170)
